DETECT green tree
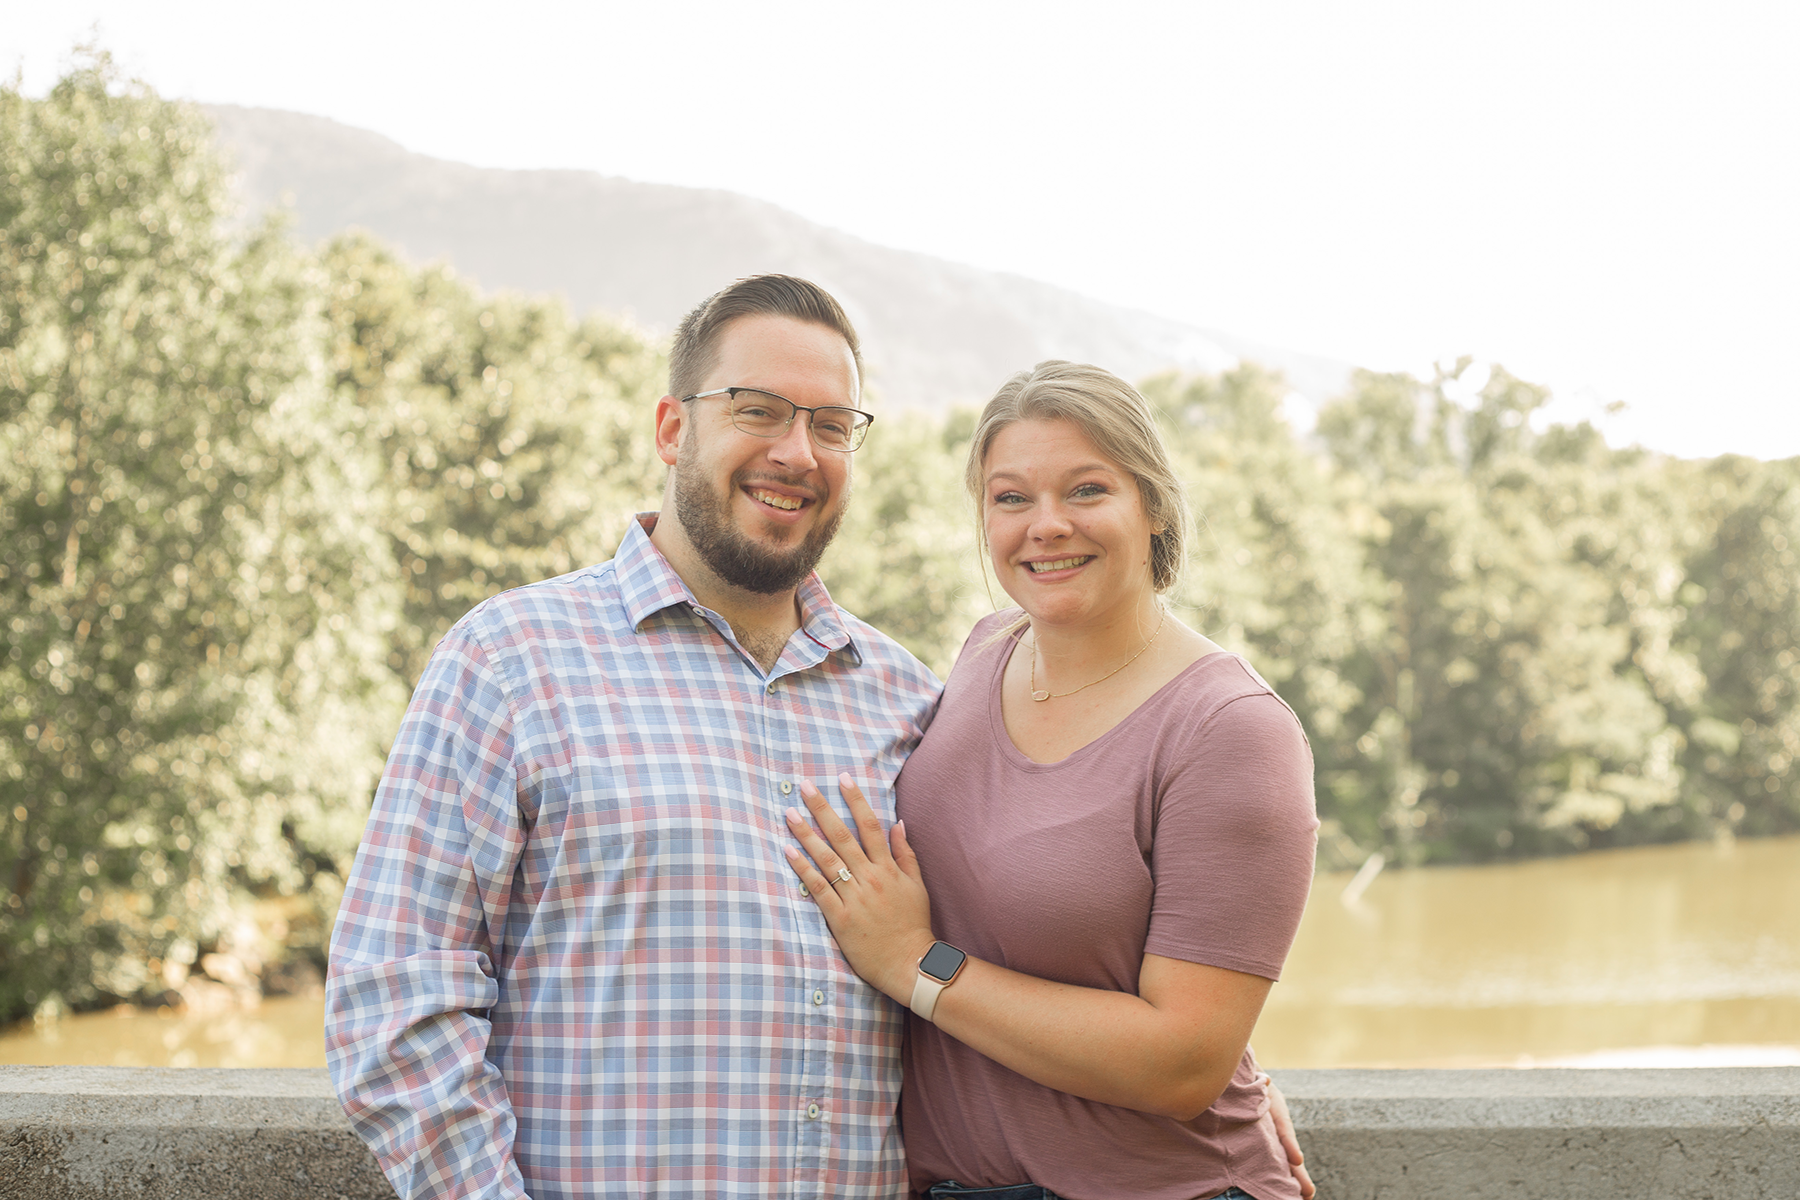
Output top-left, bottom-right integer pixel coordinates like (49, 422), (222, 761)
(818, 409), (987, 677)
(1144, 366), (1380, 865)
(1680, 458), (1800, 836)
(0, 57), (402, 1020)
(1315, 365), (1692, 861)
(317, 234), (666, 688)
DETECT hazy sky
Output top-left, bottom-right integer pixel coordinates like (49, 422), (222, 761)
(7, 2), (1798, 458)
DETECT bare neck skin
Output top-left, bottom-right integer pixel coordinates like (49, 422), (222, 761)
(1003, 593), (1220, 764)
(651, 515), (804, 673)
(1027, 590), (1167, 683)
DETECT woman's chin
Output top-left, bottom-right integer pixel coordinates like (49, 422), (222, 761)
(1011, 597), (1091, 628)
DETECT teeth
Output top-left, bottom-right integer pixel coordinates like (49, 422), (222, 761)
(1029, 557), (1092, 572)
(752, 489), (803, 510)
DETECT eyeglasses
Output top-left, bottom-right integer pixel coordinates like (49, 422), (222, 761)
(682, 387), (875, 453)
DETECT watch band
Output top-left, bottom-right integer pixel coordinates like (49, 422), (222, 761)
(910, 971), (950, 1023)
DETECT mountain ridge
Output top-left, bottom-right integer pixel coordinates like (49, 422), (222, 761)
(201, 103), (1354, 414)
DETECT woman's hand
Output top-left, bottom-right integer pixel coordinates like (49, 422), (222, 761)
(1264, 1074), (1316, 1199)
(785, 774), (937, 1004)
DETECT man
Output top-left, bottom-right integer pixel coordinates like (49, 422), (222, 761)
(327, 275), (940, 1198)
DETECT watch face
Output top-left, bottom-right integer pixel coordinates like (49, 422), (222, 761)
(920, 941), (966, 983)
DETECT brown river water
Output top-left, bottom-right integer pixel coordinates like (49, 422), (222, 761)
(5, 834), (1797, 1070)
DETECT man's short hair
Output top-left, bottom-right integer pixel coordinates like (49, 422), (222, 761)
(668, 275), (863, 401)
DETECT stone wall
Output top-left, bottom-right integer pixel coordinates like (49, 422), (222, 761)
(1277, 1066), (1800, 1199)
(2, 1065), (1796, 1198)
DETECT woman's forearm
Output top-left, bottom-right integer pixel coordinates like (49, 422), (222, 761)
(784, 779), (1275, 1120)
(908, 951), (1272, 1121)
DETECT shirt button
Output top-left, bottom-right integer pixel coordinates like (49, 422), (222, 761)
(812, 989), (825, 1005)
(780, 781), (793, 795)
(806, 1103), (821, 1120)
(766, 681), (776, 694)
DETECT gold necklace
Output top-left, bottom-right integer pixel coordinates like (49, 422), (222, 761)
(1028, 608), (1167, 702)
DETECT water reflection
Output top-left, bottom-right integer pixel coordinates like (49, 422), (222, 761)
(4, 835), (1796, 1069)
(1254, 833), (1800, 1067)
(0, 993), (327, 1068)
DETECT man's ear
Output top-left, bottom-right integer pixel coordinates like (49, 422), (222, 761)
(654, 395), (686, 467)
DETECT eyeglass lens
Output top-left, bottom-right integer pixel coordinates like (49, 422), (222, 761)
(728, 389), (869, 450)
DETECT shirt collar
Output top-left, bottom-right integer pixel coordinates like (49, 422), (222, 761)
(615, 513), (862, 663)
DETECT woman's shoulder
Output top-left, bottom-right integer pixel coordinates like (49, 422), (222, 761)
(1165, 650), (1309, 747)
(948, 608), (1027, 671)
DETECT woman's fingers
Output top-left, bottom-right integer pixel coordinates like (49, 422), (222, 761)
(782, 845), (843, 908)
(796, 781), (864, 866)
(835, 773), (894, 864)
(1264, 1077), (1315, 1199)
(785, 803), (857, 883)
(890, 818), (921, 881)
(802, 773), (892, 867)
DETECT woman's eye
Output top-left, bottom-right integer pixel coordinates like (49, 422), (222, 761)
(993, 492), (1025, 505)
(1073, 483), (1108, 498)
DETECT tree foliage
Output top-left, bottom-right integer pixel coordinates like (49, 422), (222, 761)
(3, 57), (1797, 1024)
(1, 57), (402, 1018)
(316, 233), (667, 687)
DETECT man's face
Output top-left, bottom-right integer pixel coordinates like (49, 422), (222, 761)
(669, 314), (858, 595)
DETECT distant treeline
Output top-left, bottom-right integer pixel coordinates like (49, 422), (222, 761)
(3, 59), (1796, 1024)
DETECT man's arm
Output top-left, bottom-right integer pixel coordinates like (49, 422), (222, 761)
(326, 629), (532, 1200)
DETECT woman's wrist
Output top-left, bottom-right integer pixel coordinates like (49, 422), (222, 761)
(889, 930), (941, 1006)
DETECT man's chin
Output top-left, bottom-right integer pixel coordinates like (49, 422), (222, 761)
(675, 462), (846, 595)
(715, 543), (824, 595)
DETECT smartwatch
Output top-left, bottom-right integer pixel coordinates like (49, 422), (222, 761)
(909, 941), (967, 1023)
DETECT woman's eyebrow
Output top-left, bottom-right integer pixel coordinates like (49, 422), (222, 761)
(986, 463), (1122, 485)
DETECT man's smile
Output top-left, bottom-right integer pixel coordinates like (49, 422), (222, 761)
(749, 487), (806, 511)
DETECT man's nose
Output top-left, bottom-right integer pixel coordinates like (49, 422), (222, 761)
(766, 413), (821, 470)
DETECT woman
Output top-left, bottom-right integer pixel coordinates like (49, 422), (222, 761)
(785, 361), (1318, 1200)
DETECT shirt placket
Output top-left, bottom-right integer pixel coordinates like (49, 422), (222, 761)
(766, 662), (834, 1197)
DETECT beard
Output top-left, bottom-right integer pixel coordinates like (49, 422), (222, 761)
(673, 455), (848, 595)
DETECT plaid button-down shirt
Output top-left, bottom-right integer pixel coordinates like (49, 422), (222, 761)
(327, 515), (941, 1200)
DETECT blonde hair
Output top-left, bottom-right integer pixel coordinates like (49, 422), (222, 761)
(965, 360), (1190, 595)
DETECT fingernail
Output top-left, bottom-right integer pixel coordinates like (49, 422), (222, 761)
(786, 807), (803, 823)
(838, 772), (855, 788)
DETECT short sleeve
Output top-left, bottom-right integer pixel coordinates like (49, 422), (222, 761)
(1142, 690), (1318, 980)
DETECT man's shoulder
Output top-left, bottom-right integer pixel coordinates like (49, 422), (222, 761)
(827, 605), (943, 695)
(449, 560), (625, 648)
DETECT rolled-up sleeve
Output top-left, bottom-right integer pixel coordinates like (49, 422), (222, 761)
(326, 627), (529, 1200)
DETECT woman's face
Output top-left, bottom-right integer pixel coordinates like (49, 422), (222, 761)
(981, 417), (1157, 630)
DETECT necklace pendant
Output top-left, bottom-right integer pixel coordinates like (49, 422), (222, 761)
(1030, 689), (1051, 702)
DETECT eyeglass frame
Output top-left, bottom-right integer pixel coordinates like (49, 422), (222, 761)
(680, 387), (876, 452)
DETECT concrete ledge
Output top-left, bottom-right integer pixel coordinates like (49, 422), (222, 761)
(0, 1067), (390, 1199)
(1273, 1067), (1800, 1199)
(1, 1065), (1796, 1198)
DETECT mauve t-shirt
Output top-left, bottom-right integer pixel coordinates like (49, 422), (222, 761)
(896, 614), (1318, 1200)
